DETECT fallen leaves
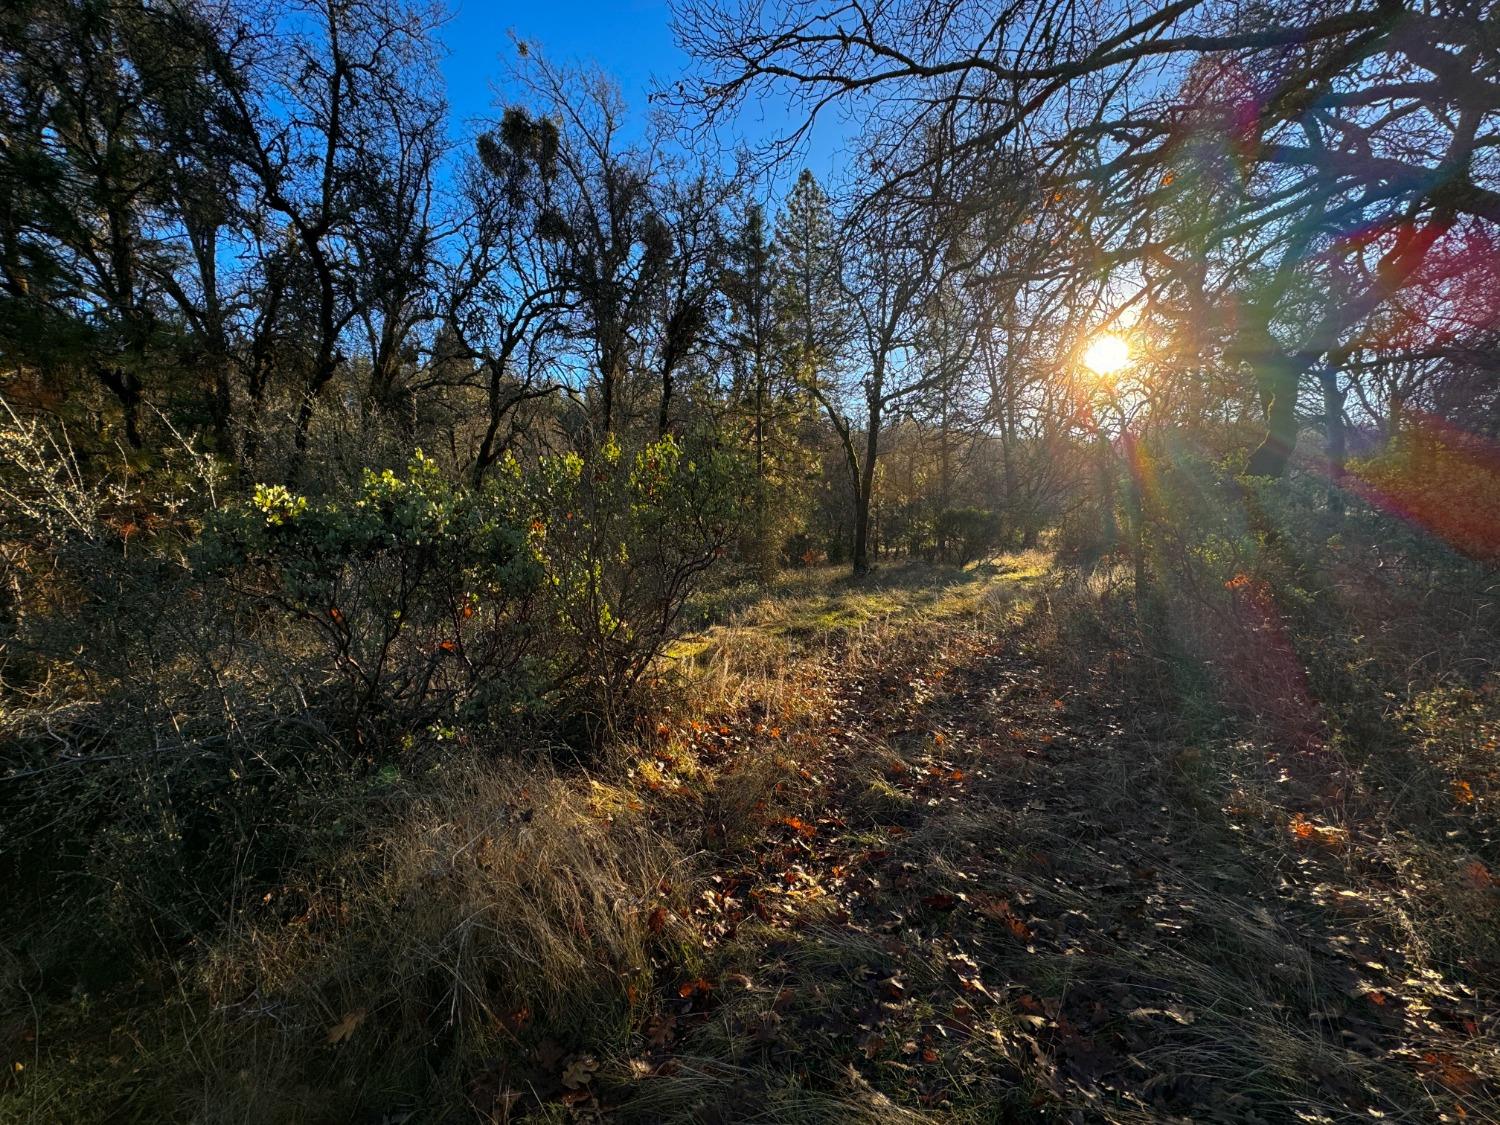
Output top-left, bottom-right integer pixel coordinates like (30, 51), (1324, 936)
(559, 1055), (598, 1090)
(974, 894), (1031, 941)
(589, 595), (1499, 1124)
(1126, 1004), (1196, 1026)
(781, 815), (817, 839)
(1423, 1051), (1479, 1092)
(1289, 813), (1348, 846)
(324, 1007), (366, 1045)
(945, 951), (995, 998)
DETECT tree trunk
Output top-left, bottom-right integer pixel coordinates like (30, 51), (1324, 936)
(852, 487), (872, 577)
(600, 349), (619, 436)
(97, 365), (144, 449)
(1245, 350), (1310, 478)
(1320, 366), (1347, 516)
(293, 336), (341, 456)
(658, 366), (673, 438)
(1095, 432), (1117, 549)
(852, 406), (881, 577)
(753, 362), (772, 578)
(1121, 432), (1148, 608)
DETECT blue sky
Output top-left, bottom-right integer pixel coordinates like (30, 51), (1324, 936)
(438, 0), (847, 192)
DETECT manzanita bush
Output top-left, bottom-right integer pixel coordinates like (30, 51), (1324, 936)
(199, 436), (744, 745)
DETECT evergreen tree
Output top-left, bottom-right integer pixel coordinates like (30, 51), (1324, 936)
(772, 171), (845, 377)
(723, 200), (811, 574)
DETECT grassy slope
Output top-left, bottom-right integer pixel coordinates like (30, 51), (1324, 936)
(3, 553), (1496, 1123)
(626, 555), (1498, 1123)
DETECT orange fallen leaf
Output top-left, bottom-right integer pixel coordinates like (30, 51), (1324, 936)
(325, 1007), (367, 1045)
(1453, 779), (1475, 804)
(977, 896), (1032, 940)
(1423, 1051), (1478, 1091)
(1289, 813), (1347, 846)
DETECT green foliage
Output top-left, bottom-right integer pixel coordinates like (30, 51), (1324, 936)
(1, 436), (742, 1019)
(513, 434), (747, 730)
(199, 449), (548, 736)
(934, 506), (1002, 564)
(197, 438), (744, 739)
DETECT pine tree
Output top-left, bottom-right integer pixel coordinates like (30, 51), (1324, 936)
(772, 170), (845, 377)
(723, 200), (810, 575)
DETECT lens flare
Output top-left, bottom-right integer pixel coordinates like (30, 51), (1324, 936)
(1082, 333), (1131, 378)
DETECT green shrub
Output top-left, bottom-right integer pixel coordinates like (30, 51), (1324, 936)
(934, 506), (1002, 564)
(514, 434), (744, 732)
(196, 435), (743, 740)
(1, 435), (742, 1006)
(198, 450), (548, 741)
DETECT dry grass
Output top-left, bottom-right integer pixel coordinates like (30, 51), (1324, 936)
(5, 548), (1497, 1123)
(4, 754), (695, 1123)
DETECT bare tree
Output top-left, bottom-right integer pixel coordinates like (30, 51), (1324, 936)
(202, 0), (447, 460)
(442, 108), (573, 483)
(820, 199), (952, 576)
(673, 0), (1500, 478)
(508, 48), (673, 439)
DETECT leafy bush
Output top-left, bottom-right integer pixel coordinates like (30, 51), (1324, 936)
(507, 434), (745, 733)
(934, 506), (1002, 564)
(198, 451), (548, 743)
(196, 435), (743, 741)
(1, 433), (741, 1006)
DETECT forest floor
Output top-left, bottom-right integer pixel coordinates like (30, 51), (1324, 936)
(562, 554), (1498, 1123)
(6, 554), (1497, 1125)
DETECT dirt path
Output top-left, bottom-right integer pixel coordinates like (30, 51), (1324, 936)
(619, 587), (1495, 1122)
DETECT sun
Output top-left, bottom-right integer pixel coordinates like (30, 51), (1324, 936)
(1082, 333), (1131, 379)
